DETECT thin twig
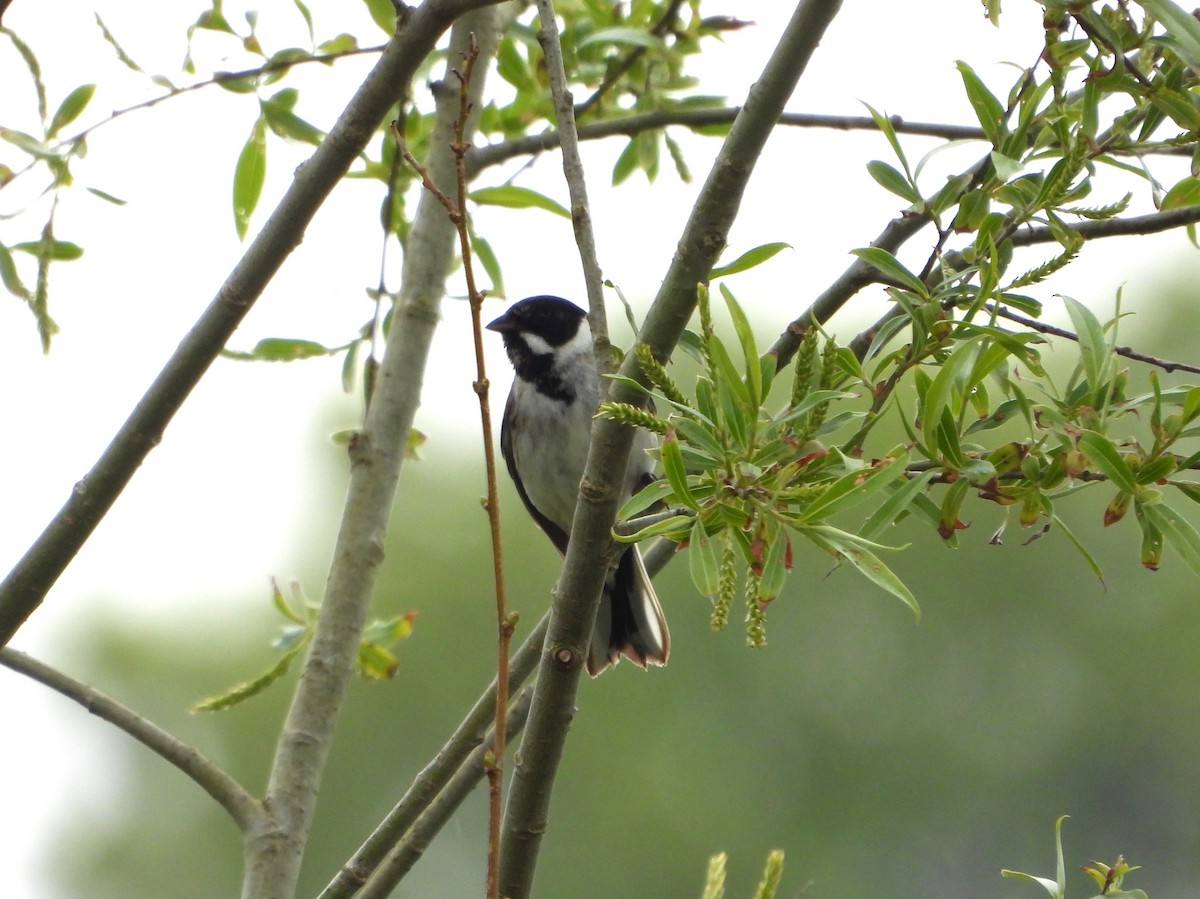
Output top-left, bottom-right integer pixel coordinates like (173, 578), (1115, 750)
(452, 34), (515, 899)
(534, 0), (609, 350)
(0, 647), (262, 833)
(240, 7), (512, 899)
(466, 108), (988, 175)
(399, 31), (513, 899)
(987, 303), (1200, 375)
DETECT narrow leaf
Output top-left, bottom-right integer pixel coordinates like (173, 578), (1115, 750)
(688, 518), (720, 597)
(1141, 502), (1200, 577)
(469, 185), (569, 218)
(709, 242), (791, 279)
(233, 117), (267, 240)
(1061, 295), (1110, 396)
(1079, 431), (1139, 494)
(957, 60), (1005, 145)
(860, 469), (938, 542)
(804, 524), (920, 619)
(851, 247), (928, 295)
(47, 84), (96, 138)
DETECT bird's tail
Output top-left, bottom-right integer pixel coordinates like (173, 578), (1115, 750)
(587, 546), (670, 676)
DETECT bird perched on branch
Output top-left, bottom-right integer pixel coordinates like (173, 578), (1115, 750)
(487, 295), (669, 676)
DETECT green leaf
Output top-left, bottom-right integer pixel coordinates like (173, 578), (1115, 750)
(866, 159), (921, 204)
(11, 239), (82, 261)
(1144, 0), (1200, 68)
(0, 128), (58, 160)
(578, 26), (665, 50)
(227, 337), (335, 361)
(233, 117), (267, 240)
(757, 530), (790, 601)
(957, 60), (1005, 146)
(293, 0), (315, 44)
(615, 512), (693, 543)
(0, 242), (31, 300)
(360, 0), (397, 35)
(720, 284), (761, 409)
(688, 518), (720, 597)
(1161, 174), (1200, 211)
(709, 242), (791, 279)
(1062, 295), (1111, 397)
(469, 185), (569, 218)
(1050, 512), (1105, 585)
(86, 186), (127, 205)
(860, 469), (938, 542)
(470, 230), (504, 296)
(1140, 502), (1200, 577)
(921, 336), (983, 459)
(1079, 431), (1139, 494)
(260, 96), (324, 145)
(851, 247), (928, 296)
(612, 137), (641, 185)
(617, 478), (677, 521)
(862, 103), (911, 175)
(47, 84), (96, 138)
(796, 454), (909, 524)
(804, 524), (920, 619)
(661, 431), (699, 508)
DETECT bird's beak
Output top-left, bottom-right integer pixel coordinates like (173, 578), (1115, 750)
(485, 311), (513, 333)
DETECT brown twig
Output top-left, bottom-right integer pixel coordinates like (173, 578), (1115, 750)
(399, 33), (512, 899)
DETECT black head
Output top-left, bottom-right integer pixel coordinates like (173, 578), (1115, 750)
(487, 296), (591, 400)
(486, 295), (587, 347)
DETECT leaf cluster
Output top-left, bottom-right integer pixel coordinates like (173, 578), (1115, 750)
(600, 282), (919, 647)
(191, 577), (415, 712)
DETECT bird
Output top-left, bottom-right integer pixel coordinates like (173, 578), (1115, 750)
(486, 295), (670, 676)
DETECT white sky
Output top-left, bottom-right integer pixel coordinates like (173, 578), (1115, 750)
(1, 2), (1196, 896)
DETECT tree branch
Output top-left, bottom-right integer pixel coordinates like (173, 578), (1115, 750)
(1011, 205), (1200, 245)
(498, 2), (845, 896)
(316, 611), (548, 899)
(466, 108), (987, 175)
(0, 647), (261, 833)
(0, 0), (507, 650)
(355, 685), (535, 899)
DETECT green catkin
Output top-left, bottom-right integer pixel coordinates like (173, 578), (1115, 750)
(595, 402), (670, 434)
(790, 326), (819, 410)
(634, 343), (689, 408)
(807, 336), (839, 433)
(745, 569), (766, 648)
(711, 539), (737, 632)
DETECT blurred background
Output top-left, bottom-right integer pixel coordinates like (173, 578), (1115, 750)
(3, 2), (1200, 897)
